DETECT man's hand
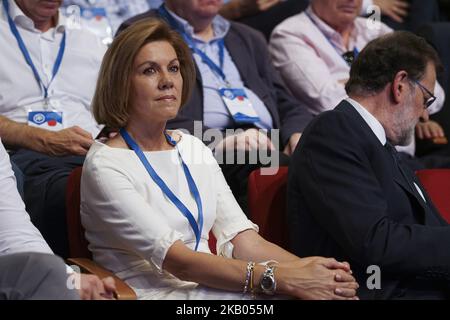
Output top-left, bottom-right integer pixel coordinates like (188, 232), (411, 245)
(283, 132), (302, 156)
(216, 128), (275, 152)
(416, 120), (445, 140)
(41, 126), (94, 156)
(77, 274), (116, 300)
(374, 0), (409, 23)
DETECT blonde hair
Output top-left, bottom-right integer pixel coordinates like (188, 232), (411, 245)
(92, 19), (196, 128)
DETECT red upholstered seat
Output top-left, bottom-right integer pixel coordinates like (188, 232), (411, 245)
(416, 169), (450, 223)
(247, 167), (289, 249)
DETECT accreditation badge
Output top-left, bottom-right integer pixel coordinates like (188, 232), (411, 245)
(219, 88), (260, 124)
(28, 111), (64, 131)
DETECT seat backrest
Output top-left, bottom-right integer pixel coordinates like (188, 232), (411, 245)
(247, 167), (289, 249)
(66, 166), (91, 258)
(416, 169), (450, 223)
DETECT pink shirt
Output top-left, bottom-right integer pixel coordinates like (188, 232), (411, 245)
(269, 6), (444, 116)
(269, 6), (445, 155)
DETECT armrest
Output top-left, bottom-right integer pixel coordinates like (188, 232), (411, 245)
(67, 258), (137, 300)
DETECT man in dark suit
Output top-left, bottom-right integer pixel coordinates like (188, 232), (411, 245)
(288, 31), (450, 299)
(118, 0), (312, 212)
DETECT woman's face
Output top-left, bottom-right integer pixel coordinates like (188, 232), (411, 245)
(129, 41), (183, 123)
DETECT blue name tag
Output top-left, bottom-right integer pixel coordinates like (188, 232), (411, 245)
(80, 7), (107, 19)
(28, 111), (63, 131)
(219, 88), (260, 124)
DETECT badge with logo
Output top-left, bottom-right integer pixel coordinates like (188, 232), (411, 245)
(28, 111), (63, 131)
(219, 88), (260, 125)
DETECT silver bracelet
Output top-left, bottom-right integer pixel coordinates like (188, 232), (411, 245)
(243, 261), (255, 294)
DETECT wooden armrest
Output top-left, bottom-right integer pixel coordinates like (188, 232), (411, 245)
(67, 258), (137, 300)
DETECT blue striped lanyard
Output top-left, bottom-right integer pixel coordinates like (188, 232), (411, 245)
(2, 0), (66, 101)
(305, 11), (359, 66)
(158, 5), (227, 83)
(120, 128), (204, 251)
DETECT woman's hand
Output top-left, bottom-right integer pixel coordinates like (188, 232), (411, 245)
(276, 257), (359, 300)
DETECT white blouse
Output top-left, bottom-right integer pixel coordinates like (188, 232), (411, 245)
(81, 132), (258, 299)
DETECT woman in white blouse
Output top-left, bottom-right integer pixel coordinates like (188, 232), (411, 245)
(81, 19), (359, 300)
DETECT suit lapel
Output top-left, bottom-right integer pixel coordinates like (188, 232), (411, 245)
(336, 101), (430, 216)
(224, 26), (251, 86)
(392, 169), (429, 214)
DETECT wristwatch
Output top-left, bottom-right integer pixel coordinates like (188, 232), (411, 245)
(260, 265), (277, 295)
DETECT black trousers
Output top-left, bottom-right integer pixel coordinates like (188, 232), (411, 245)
(10, 149), (85, 259)
(218, 149), (290, 215)
(0, 252), (80, 300)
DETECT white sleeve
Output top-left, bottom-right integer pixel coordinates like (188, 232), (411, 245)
(269, 27), (348, 114)
(0, 140), (53, 256)
(81, 152), (184, 271)
(203, 146), (258, 258)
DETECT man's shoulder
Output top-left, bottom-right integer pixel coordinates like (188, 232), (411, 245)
(227, 20), (266, 43)
(65, 26), (106, 57)
(271, 11), (309, 37)
(306, 101), (364, 136)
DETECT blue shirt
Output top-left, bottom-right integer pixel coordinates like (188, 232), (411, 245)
(165, 7), (273, 130)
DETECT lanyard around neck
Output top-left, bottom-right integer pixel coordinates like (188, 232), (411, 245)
(158, 5), (227, 82)
(3, 0), (66, 100)
(305, 11), (359, 66)
(119, 128), (204, 251)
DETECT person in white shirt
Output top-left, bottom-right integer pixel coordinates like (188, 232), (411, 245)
(269, 0), (448, 168)
(0, 139), (115, 300)
(81, 18), (359, 300)
(0, 0), (106, 258)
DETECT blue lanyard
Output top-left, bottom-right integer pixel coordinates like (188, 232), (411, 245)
(2, 0), (66, 100)
(305, 11), (359, 66)
(158, 5), (227, 82)
(120, 128), (204, 251)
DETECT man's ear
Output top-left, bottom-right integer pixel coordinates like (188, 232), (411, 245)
(391, 70), (409, 104)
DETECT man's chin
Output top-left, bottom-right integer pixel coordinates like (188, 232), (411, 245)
(396, 128), (415, 147)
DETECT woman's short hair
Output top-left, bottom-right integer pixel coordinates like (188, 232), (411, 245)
(92, 19), (196, 128)
(346, 31), (442, 96)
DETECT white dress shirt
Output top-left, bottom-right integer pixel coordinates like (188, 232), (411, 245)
(269, 6), (445, 155)
(81, 132), (258, 299)
(0, 139), (53, 256)
(0, 0), (106, 139)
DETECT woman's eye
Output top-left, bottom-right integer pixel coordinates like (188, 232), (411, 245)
(143, 67), (156, 75)
(169, 65), (180, 73)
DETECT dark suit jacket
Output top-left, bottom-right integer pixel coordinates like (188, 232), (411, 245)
(287, 100), (450, 299)
(118, 10), (312, 147)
